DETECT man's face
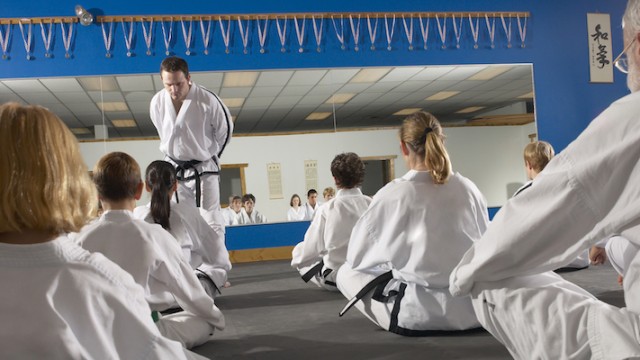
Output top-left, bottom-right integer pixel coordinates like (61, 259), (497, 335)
(161, 70), (191, 102)
(244, 200), (255, 213)
(308, 193), (317, 207)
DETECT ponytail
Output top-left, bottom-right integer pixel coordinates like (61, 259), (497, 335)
(400, 111), (452, 184)
(145, 160), (177, 230)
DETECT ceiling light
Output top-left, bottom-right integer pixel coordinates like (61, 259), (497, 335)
(467, 66), (512, 80)
(456, 106), (485, 114)
(393, 108), (423, 116)
(349, 68), (391, 83)
(97, 102), (129, 111)
(78, 77), (119, 91)
(326, 93), (355, 104)
(518, 91), (535, 99)
(75, 5), (94, 26)
(425, 91), (460, 101)
(305, 112), (333, 120)
(70, 127), (91, 135)
(222, 98), (245, 107)
(222, 72), (259, 87)
(111, 119), (137, 128)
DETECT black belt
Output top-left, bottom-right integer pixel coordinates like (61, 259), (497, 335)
(301, 260), (325, 283)
(168, 157), (219, 208)
(339, 270), (393, 317)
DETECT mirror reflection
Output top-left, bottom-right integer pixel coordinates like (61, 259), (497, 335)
(0, 64), (535, 223)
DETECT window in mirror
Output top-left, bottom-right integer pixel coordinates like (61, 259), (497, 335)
(220, 164), (248, 207)
(361, 156), (396, 197)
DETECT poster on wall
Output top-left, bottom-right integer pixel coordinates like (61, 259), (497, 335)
(587, 13), (614, 83)
(267, 163), (284, 199)
(304, 160), (318, 192)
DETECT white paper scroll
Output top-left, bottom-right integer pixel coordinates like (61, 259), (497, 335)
(304, 160), (318, 192)
(267, 163), (284, 199)
(587, 13), (613, 83)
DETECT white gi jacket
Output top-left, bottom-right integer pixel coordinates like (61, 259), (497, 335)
(234, 208), (267, 225)
(341, 170), (488, 333)
(223, 207), (240, 226)
(74, 210), (224, 330)
(291, 188), (371, 276)
(0, 235), (204, 360)
(150, 82), (233, 222)
(287, 206), (306, 221)
(134, 201), (232, 287)
(449, 91), (640, 359)
(303, 203), (319, 220)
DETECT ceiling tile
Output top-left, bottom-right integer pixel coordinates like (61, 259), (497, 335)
(40, 78), (84, 92)
(255, 70), (294, 87)
(3, 79), (49, 92)
(288, 69), (328, 86)
(116, 75), (155, 91)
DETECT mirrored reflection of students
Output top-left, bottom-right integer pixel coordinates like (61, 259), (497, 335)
(287, 194), (306, 221)
(75, 152), (224, 349)
(292, 153), (372, 291)
(134, 160), (232, 298)
(0, 103), (201, 359)
(337, 112), (489, 335)
(234, 193), (267, 225)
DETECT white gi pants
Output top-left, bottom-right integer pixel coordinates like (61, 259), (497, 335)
(156, 312), (216, 349)
(337, 265), (479, 334)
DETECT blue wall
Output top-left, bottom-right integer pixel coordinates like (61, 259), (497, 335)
(1, 0), (629, 151)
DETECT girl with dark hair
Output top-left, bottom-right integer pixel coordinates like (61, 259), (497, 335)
(336, 112), (489, 335)
(134, 160), (231, 299)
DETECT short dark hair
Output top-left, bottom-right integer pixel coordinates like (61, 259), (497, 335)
(242, 193), (256, 204)
(331, 152), (365, 189)
(93, 152), (141, 202)
(307, 189), (317, 198)
(160, 56), (189, 77)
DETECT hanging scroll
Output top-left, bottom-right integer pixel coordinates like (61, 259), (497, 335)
(587, 13), (613, 83)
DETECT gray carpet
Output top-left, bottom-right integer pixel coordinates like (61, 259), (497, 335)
(193, 260), (624, 359)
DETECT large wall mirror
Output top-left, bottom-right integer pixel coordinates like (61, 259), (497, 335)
(0, 63), (535, 223)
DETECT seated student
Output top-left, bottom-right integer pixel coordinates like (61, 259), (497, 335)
(0, 103), (201, 359)
(133, 160), (232, 297)
(337, 112), (488, 335)
(223, 195), (243, 226)
(303, 189), (320, 220)
(75, 152), (224, 349)
(515, 141), (590, 270)
(287, 194), (306, 221)
(323, 187), (336, 202)
(234, 193), (267, 224)
(291, 152), (372, 291)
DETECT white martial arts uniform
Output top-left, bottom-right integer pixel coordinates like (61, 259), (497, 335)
(291, 188), (372, 290)
(303, 202), (319, 220)
(0, 235), (205, 360)
(513, 180), (590, 270)
(605, 235), (639, 277)
(450, 91), (640, 359)
(134, 201), (232, 290)
(287, 206), (306, 221)
(150, 82), (233, 233)
(75, 210), (225, 349)
(223, 207), (241, 226)
(337, 170), (488, 335)
(234, 208), (267, 225)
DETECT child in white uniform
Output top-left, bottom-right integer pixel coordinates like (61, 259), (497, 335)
(337, 112), (488, 335)
(134, 160), (232, 297)
(292, 152), (372, 290)
(234, 193), (267, 224)
(75, 152), (224, 349)
(0, 103), (202, 359)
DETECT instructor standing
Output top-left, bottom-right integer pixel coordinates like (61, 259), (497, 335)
(150, 56), (233, 237)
